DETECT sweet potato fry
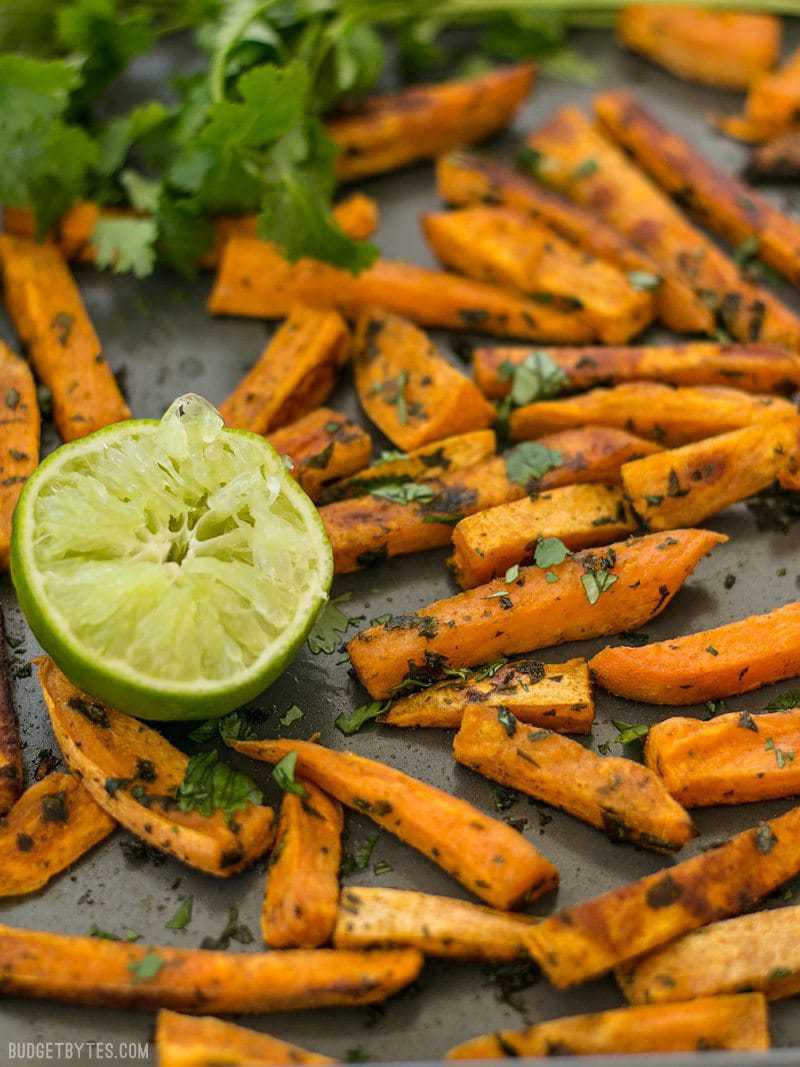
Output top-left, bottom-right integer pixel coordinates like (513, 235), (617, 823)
(596, 91), (800, 289)
(590, 601), (800, 706)
(0, 773), (115, 897)
(263, 781), (343, 949)
(450, 483), (637, 588)
(0, 607), (22, 816)
(622, 418), (800, 531)
(334, 886), (538, 962)
(209, 237), (597, 342)
(0, 235), (130, 441)
(526, 107), (800, 349)
(219, 306), (350, 434)
(382, 657), (593, 733)
(454, 705), (692, 852)
(319, 430), (496, 505)
(353, 310), (495, 450)
(617, 7), (779, 89)
(156, 1010), (336, 1067)
(0, 923), (422, 1012)
(447, 994), (769, 1059)
(510, 383), (795, 447)
(618, 908), (800, 1005)
(746, 129), (800, 183)
(0, 341), (39, 570)
(268, 408), (372, 503)
(474, 341), (800, 400)
(228, 738), (558, 909)
(646, 709), (800, 807)
(436, 152), (701, 334)
(422, 207), (652, 344)
(38, 658), (274, 877)
(329, 64), (535, 181)
(718, 46), (800, 143)
(322, 427), (659, 573)
(526, 802), (800, 988)
(348, 528), (726, 699)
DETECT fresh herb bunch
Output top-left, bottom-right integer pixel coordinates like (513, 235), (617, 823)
(0, 0), (793, 277)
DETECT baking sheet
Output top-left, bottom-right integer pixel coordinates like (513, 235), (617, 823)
(2, 24), (800, 1065)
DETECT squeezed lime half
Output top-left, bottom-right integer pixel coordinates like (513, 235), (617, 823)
(11, 395), (333, 720)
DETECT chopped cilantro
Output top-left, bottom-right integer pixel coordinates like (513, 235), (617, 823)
(534, 536), (570, 569)
(504, 564), (520, 582)
(272, 751), (307, 797)
(612, 720), (650, 745)
(505, 442), (563, 490)
(497, 706), (517, 737)
(766, 691), (800, 711)
(165, 895), (193, 931)
(280, 705), (304, 727)
(501, 351), (568, 406)
(627, 270), (661, 291)
(176, 750), (262, 819)
(572, 157), (598, 180)
(128, 951), (165, 984)
(307, 593), (353, 654)
(201, 906), (254, 951)
(765, 737), (795, 769)
(371, 482), (435, 505)
(581, 568), (617, 604)
(335, 701), (388, 736)
(89, 924), (140, 942)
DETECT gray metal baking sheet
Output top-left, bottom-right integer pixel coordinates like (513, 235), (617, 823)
(2, 23), (800, 1066)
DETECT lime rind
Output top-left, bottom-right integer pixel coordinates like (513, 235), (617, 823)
(11, 395), (333, 720)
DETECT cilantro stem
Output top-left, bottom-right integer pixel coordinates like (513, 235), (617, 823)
(210, 0), (284, 103)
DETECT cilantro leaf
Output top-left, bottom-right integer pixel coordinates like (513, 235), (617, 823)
(97, 101), (169, 177)
(534, 537), (570, 568)
(581, 568), (618, 604)
(627, 270), (661, 292)
(128, 950), (165, 984)
(370, 482), (435, 505)
(92, 217), (158, 278)
(176, 749), (262, 818)
(612, 720), (650, 745)
(766, 691), (800, 711)
(280, 705), (304, 727)
(272, 751), (306, 797)
(335, 701), (388, 736)
(165, 895), (193, 931)
(504, 443), (563, 490)
(502, 351), (568, 406)
(201, 905), (254, 951)
(307, 593), (353, 655)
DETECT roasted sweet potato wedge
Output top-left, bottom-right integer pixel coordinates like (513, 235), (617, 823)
(228, 738), (558, 909)
(645, 708), (800, 807)
(622, 418), (800, 531)
(510, 382), (796, 447)
(319, 430), (496, 505)
(0, 235), (130, 440)
(450, 483), (637, 588)
(219, 306), (350, 434)
(0, 341), (39, 571)
(436, 151), (697, 333)
(321, 426), (658, 574)
(718, 46), (800, 143)
(596, 91), (800, 289)
(263, 781), (343, 949)
(209, 238), (596, 342)
(618, 908), (800, 1005)
(526, 107), (800, 349)
(382, 657), (593, 733)
(474, 341), (800, 400)
(0, 923), (422, 1012)
(447, 994), (769, 1058)
(334, 886), (538, 962)
(353, 310), (495, 450)
(590, 601), (800, 706)
(268, 408), (372, 503)
(329, 64), (535, 181)
(0, 607), (22, 815)
(526, 802), (800, 988)
(0, 773), (115, 897)
(617, 7), (779, 89)
(454, 705), (692, 852)
(156, 1010), (336, 1067)
(38, 658), (274, 876)
(746, 129), (800, 183)
(422, 207), (652, 344)
(348, 529), (726, 699)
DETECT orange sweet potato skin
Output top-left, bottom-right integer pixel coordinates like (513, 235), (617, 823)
(510, 383), (796, 447)
(208, 238), (596, 342)
(0, 608), (22, 815)
(156, 1010), (336, 1067)
(645, 709), (800, 807)
(527, 107), (800, 350)
(329, 65), (535, 181)
(230, 738), (558, 910)
(618, 909), (800, 1006)
(347, 529), (726, 699)
(0, 923), (423, 1012)
(590, 601), (800, 706)
(596, 91), (800, 288)
(219, 306), (350, 434)
(447, 994), (770, 1058)
(263, 781), (343, 949)
(0, 774), (116, 897)
(0, 342), (39, 571)
(622, 418), (800, 531)
(526, 803), (800, 988)
(450, 483), (636, 588)
(353, 309), (495, 450)
(454, 705), (692, 852)
(617, 7), (779, 89)
(268, 408), (372, 503)
(474, 341), (800, 400)
(0, 235), (130, 440)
